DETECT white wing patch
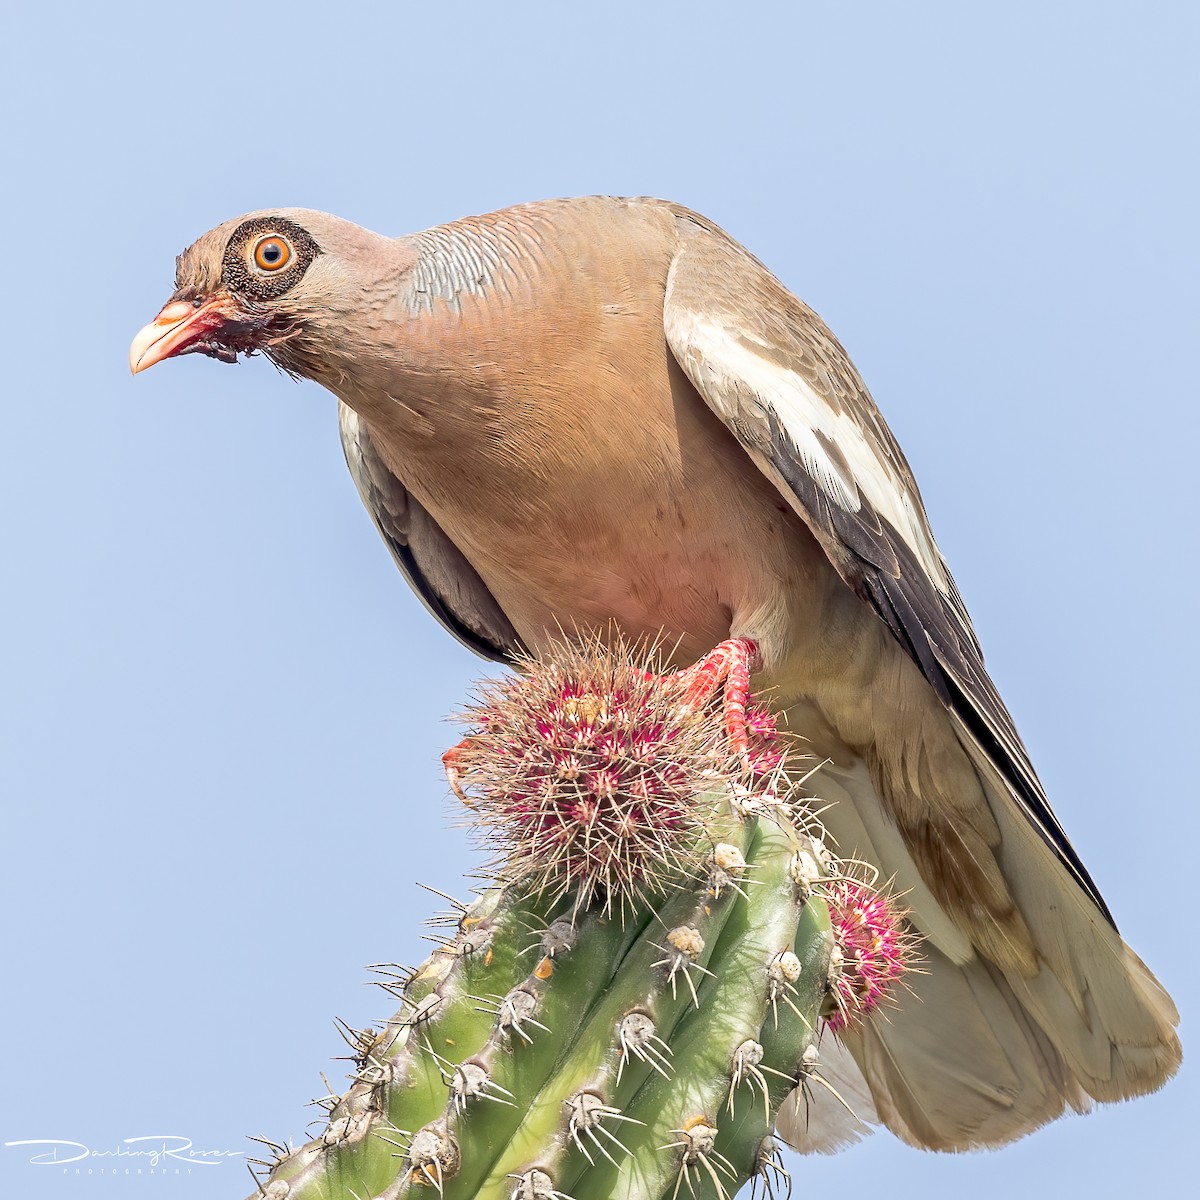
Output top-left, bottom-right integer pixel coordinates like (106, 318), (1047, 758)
(672, 313), (950, 593)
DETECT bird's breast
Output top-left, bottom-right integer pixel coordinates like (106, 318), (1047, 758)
(352, 316), (869, 691)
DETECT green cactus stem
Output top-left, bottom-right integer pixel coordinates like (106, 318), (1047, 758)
(244, 641), (913, 1200)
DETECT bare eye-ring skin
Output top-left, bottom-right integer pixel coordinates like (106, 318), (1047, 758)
(220, 216), (322, 301)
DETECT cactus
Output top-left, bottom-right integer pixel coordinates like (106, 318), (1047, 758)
(245, 640), (913, 1200)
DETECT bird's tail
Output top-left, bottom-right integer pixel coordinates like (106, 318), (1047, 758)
(776, 758), (1180, 1152)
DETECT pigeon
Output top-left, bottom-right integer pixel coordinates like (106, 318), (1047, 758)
(130, 197), (1179, 1150)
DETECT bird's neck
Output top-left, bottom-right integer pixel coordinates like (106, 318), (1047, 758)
(288, 202), (677, 524)
(297, 217), (561, 452)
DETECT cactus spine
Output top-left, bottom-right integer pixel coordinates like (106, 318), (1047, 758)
(246, 642), (911, 1200)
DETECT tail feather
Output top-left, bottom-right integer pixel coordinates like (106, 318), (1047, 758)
(957, 726), (1180, 1102)
(845, 950), (1090, 1150)
(776, 1033), (878, 1154)
(776, 757), (1179, 1152)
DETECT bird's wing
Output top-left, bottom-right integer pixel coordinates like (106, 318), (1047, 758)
(661, 209), (1108, 920)
(662, 210), (1179, 1148)
(338, 403), (522, 663)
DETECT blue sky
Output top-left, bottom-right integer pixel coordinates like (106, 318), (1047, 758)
(2, 2), (1196, 1197)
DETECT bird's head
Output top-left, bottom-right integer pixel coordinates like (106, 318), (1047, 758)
(129, 209), (396, 379)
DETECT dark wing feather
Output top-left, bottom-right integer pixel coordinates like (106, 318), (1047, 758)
(663, 208), (1112, 924)
(338, 403), (522, 664)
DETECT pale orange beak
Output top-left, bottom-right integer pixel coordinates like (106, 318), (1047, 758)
(129, 297), (239, 374)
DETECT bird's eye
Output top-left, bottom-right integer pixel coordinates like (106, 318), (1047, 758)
(252, 235), (292, 272)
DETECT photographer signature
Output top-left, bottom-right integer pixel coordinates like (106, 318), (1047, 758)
(5, 1136), (242, 1168)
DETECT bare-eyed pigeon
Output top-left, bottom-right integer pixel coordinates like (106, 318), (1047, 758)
(130, 197), (1180, 1151)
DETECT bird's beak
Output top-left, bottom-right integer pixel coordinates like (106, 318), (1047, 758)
(129, 296), (240, 374)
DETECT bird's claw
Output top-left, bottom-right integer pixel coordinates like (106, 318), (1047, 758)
(442, 739), (474, 804)
(671, 637), (761, 772)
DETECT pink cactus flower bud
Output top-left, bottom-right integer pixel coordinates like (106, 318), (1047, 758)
(451, 641), (741, 907)
(824, 878), (915, 1032)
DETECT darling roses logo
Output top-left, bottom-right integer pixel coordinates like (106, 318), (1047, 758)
(6, 1135), (242, 1175)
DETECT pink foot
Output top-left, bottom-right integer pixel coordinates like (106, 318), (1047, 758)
(671, 637), (762, 770)
(442, 739), (472, 802)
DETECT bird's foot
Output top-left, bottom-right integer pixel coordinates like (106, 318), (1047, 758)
(442, 740), (473, 804)
(670, 637), (762, 771)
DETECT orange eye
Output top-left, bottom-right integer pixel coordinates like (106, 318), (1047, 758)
(252, 235), (292, 272)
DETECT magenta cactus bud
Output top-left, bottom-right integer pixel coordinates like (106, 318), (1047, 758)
(744, 705), (786, 776)
(451, 641), (740, 906)
(824, 878), (914, 1032)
